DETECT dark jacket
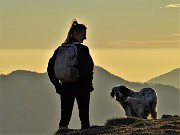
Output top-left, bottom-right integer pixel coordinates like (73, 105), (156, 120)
(47, 43), (94, 94)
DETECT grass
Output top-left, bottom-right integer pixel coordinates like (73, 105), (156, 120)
(55, 115), (180, 135)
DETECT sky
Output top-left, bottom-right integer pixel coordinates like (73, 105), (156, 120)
(0, 0), (180, 82)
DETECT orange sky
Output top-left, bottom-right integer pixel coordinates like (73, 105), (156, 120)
(1, 0), (180, 82)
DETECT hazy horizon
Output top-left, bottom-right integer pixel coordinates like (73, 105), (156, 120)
(1, 63), (179, 84)
(1, 48), (180, 82)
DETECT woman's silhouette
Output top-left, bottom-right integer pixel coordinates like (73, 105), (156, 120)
(47, 19), (94, 133)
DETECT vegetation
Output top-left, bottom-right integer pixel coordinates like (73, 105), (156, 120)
(56, 115), (180, 135)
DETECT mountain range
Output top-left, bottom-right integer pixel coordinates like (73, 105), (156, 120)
(0, 66), (179, 134)
(148, 68), (179, 89)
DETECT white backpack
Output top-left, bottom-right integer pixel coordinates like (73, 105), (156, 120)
(54, 43), (79, 83)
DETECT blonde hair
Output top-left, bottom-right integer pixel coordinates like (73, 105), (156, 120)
(64, 19), (87, 44)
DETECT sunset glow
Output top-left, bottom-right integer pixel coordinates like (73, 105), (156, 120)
(1, 0), (179, 82)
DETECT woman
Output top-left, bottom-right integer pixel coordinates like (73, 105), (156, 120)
(47, 19), (94, 132)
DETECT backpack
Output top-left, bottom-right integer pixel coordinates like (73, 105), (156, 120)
(54, 43), (79, 83)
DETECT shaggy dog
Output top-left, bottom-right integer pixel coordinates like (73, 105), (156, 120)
(111, 85), (157, 119)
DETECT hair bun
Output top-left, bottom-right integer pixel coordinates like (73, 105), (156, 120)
(72, 19), (78, 26)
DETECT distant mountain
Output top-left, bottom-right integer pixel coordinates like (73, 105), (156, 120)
(148, 68), (180, 89)
(0, 66), (179, 134)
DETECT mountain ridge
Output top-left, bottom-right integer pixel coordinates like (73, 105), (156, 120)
(2, 66), (179, 86)
(1, 66), (179, 134)
(148, 68), (179, 89)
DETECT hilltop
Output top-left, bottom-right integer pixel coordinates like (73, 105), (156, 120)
(56, 115), (180, 135)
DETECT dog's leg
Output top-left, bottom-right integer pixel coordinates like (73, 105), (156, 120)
(150, 100), (157, 119)
(124, 106), (134, 118)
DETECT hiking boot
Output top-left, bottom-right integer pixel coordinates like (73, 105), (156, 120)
(53, 126), (68, 135)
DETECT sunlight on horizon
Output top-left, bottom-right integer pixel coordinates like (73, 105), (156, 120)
(1, 48), (179, 82)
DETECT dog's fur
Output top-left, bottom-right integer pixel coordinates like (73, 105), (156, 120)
(111, 85), (157, 119)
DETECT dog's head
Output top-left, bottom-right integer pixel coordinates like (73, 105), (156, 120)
(111, 85), (131, 98)
(111, 85), (131, 104)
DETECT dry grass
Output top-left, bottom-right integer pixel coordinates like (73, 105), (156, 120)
(56, 115), (180, 135)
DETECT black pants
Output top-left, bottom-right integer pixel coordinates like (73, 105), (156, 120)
(59, 87), (90, 129)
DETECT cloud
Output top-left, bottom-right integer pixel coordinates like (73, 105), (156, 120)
(165, 4), (180, 8)
(96, 39), (180, 49)
(161, 34), (180, 38)
(171, 34), (180, 37)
